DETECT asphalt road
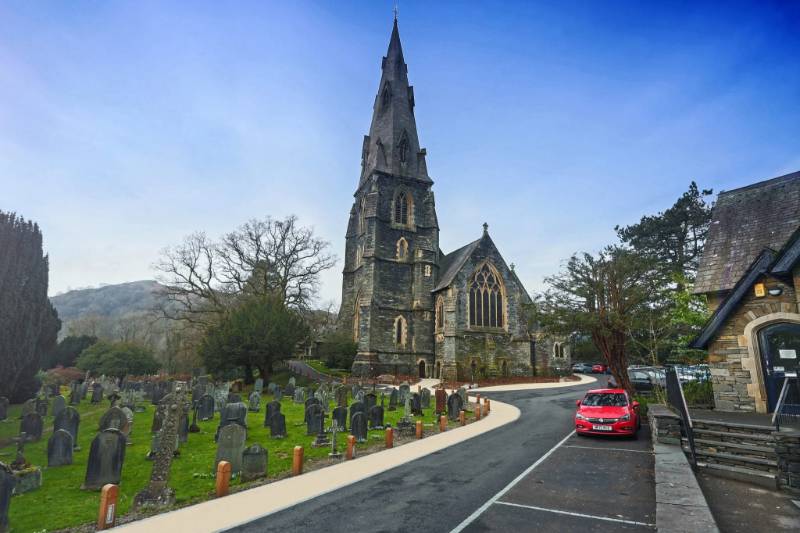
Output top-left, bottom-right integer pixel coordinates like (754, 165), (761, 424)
(228, 377), (655, 532)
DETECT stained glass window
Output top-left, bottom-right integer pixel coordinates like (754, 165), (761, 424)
(469, 263), (504, 328)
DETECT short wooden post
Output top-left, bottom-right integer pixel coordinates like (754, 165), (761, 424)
(96, 484), (119, 530)
(439, 415), (447, 432)
(346, 435), (356, 460)
(476, 394), (481, 405)
(385, 427), (394, 448)
(459, 410), (466, 426)
(476, 404), (482, 420)
(415, 420), (423, 439)
(215, 461), (231, 497)
(484, 398), (490, 413)
(292, 445), (304, 476)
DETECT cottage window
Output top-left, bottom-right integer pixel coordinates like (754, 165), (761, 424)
(469, 263), (504, 328)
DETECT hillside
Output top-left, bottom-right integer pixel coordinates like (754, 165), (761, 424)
(50, 280), (168, 321)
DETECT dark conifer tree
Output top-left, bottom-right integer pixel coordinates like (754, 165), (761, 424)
(0, 210), (61, 401)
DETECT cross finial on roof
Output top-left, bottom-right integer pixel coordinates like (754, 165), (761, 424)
(482, 222), (489, 235)
(393, 1), (398, 21)
(510, 263), (515, 272)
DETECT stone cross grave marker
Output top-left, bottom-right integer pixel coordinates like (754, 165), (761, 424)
(241, 444), (268, 482)
(83, 428), (127, 490)
(215, 423), (246, 475)
(47, 429), (73, 467)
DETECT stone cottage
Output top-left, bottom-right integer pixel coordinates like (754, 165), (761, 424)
(338, 20), (564, 381)
(692, 170), (800, 413)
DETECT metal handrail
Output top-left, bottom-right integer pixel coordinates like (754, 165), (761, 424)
(772, 377), (791, 431)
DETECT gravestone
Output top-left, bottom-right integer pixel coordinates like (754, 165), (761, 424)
(365, 393), (377, 412)
(447, 392), (463, 421)
(355, 390), (365, 404)
(215, 402), (248, 441)
(435, 388), (447, 414)
(35, 398), (48, 418)
(349, 401), (366, 422)
(83, 428), (127, 490)
(306, 404), (324, 436)
(20, 413), (43, 442)
(198, 394), (215, 421)
(350, 411), (367, 443)
(248, 392), (261, 413)
(51, 395), (66, 419)
(421, 389), (431, 409)
(254, 378), (264, 393)
(264, 401), (281, 428)
(69, 383), (81, 405)
(304, 398), (321, 423)
(0, 397), (8, 421)
(178, 405), (189, 444)
(152, 402), (166, 433)
(388, 389), (398, 411)
(227, 393), (241, 404)
(332, 406), (347, 431)
(293, 387), (305, 404)
(399, 383), (410, 404)
(268, 412), (287, 438)
(54, 407), (80, 447)
(99, 406), (130, 435)
(368, 405), (384, 430)
(241, 444), (268, 482)
(267, 382), (276, 394)
(274, 385), (283, 402)
(335, 387), (348, 408)
(411, 393), (423, 416)
(215, 424), (246, 475)
(284, 383), (295, 398)
(134, 392), (181, 508)
(91, 384), (104, 404)
(191, 384), (205, 404)
(457, 387), (468, 408)
(122, 407), (135, 435)
(21, 399), (36, 418)
(47, 429), (73, 466)
(0, 462), (14, 532)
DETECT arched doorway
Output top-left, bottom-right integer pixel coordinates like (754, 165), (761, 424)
(758, 322), (800, 411)
(435, 361), (441, 379)
(418, 360), (426, 378)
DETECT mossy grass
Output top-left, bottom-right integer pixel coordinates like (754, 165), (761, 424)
(0, 379), (448, 532)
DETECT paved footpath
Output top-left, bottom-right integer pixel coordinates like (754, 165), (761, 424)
(229, 376), (654, 532)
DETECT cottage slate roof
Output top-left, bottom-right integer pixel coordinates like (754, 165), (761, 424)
(433, 238), (481, 292)
(694, 171), (800, 294)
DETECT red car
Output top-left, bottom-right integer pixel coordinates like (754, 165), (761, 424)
(591, 363), (608, 374)
(574, 388), (641, 437)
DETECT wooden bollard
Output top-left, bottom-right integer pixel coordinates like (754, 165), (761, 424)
(415, 420), (423, 439)
(484, 398), (490, 413)
(96, 484), (119, 530)
(476, 404), (482, 420)
(439, 415), (447, 432)
(292, 445), (304, 476)
(215, 461), (231, 497)
(385, 427), (394, 449)
(346, 435), (356, 460)
(459, 410), (466, 426)
(476, 394), (481, 404)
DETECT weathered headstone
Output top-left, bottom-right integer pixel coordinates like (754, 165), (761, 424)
(335, 387), (348, 408)
(421, 388), (431, 409)
(134, 392), (181, 508)
(365, 393), (377, 412)
(191, 384), (205, 404)
(241, 444), (268, 482)
(91, 384), (104, 404)
(293, 387), (305, 404)
(47, 429), (73, 467)
(399, 382), (410, 403)
(264, 401), (281, 428)
(304, 397), (321, 423)
(306, 404), (324, 436)
(332, 406), (347, 431)
(20, 413), (43, 442)
(227, 393), (241, 404)
(284, 382), (295, 398)
(368, 405), (384, 430)
(349, 401), (366, 421)
(54, 406), (80, 447)
(51, 395), (66, 419)
(215, 424), (246, 474)
(0, 462), (14, 532)
(355, 390), (365, 403)
(69, 383), (81, 405)
(274, 385), (283, 402)
(21, 399), (36, 418)
(0, 397), (8, 422)
(215, 402), (248, 441)
(99, 406), (130, 435)
(269, 412), (287, 438)
(248, 392), (261, 413)
(350, 411), (367, 443)
(267, 382), (276, 394)
(35, 398), (48, 418)
(457, 387), (468, 408)
(388, 389), (398, 411)
(122, 407), (135, 435)
(83, 428), (127, 490)
(254, 378), (264, 393)
(178, 405), (189, 444)
(198, 394), (215, 421)
(447, 392), (463, 421)
(152, 402), (166, 433)
(411, 393), (422, 416)
(435, 388), (447, 414)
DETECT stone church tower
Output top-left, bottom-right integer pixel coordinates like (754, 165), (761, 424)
(340, 20), (439, 376)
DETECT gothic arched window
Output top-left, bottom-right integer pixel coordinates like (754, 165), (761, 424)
(381, 83), (391, 110)
(394, 316), (407, 348)
(359, 196), (367, 234)
(394, 192), (409, 225)
(435, 296), (445, 332)
(469, 263), (504, 329)
(353, 297), (362, 342)
(396, 237), (408, 261)
(398, 133), (409, 164)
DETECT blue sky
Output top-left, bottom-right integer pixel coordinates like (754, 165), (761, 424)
(2, 1), (799, 304)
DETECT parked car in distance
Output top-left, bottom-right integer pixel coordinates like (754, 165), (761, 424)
(591, 363), (608, 374)
(628, 370), (655, 394)
(574, 389), (640, 437)
(571, 363), (594, 374)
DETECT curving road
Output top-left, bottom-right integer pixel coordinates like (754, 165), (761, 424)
(227, 376), (654, 532)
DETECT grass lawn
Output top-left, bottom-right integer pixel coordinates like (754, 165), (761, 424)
(1, 379), (451, 532)
(304, 359), (350, 379)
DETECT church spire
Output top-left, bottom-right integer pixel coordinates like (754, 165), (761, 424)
(360, 19), (430, 185)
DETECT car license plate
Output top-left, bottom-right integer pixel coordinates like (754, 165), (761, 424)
(592, 424), (612, 431)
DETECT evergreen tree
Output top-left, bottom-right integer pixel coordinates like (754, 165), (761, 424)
(0, 211), (61, 401)
(45, 334), (98, 369)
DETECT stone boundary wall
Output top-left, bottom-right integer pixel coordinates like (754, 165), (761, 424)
(775, 431), (800, 495)
(648, 404), (682, 445)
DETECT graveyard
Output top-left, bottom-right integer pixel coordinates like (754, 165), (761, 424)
(0, 375), (467, 532)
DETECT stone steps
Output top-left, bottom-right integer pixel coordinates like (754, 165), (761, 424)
(684, 446), (778, 472)
(696, 461), (778, 490)
(690, 437), (776, 455)
(692, 427), (775, 443)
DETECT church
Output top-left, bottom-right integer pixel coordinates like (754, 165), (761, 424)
(339, 21), (564, 382)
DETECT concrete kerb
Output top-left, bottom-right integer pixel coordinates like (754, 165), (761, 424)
(115, 394), (521, 532)
(654, 442), (719, 533)
(470, 373), (597, 392)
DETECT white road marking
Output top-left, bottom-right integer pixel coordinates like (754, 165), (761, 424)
(449, 430), (576, 533)
(563, 445), (653, 454)
(494, 501), (655, 528)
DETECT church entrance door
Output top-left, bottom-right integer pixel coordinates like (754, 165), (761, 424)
(418, 360), (426, 378)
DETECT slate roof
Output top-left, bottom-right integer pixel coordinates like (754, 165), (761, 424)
(433, 238), (481, 292)
(694, 171), (800, 294)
